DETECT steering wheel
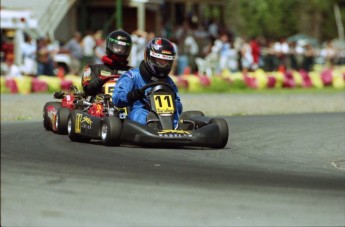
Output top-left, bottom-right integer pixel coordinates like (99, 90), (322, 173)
(136, 81), (176, 110)
(139, 81), (175, 94)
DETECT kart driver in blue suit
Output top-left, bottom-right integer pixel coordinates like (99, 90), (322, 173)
(112, 37), (182, 128)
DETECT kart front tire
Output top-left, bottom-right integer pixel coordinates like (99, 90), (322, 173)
(56, 107), (70, 135)
(67, 111), (90, 143)
(179, 111), (205, 130)
(43, 101), (61, 131)
(209, 118), (229, 149)
(101, 117), (122, 146)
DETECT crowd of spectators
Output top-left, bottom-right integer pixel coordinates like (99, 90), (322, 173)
(1, 29), (159, 78)
(1, 29), (106, 78)
(166, 19), (345, 76)
(2, 19), (345, 79)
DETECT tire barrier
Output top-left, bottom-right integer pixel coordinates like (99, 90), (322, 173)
(1, 68), (344, 94)
(174, 67), (345, 92)
(0, 75), (83, 94)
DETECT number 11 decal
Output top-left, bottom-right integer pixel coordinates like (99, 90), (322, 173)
(154, 95), (174, 113)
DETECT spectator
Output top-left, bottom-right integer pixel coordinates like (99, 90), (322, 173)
(93, 30), (105, 64)
(184, 30), (199, 73)
(320, 40), (336, 67)
(3, 54), (22, 77)
(170, 37), (179, 75)
(36, 37), (55, 76)
(212, 33), (238, 73)
(173, 21), (190, 75)
(203, 37), (219, 74)
(202, 37), (216, 58)
(62, 31), (83, 75)
(81, 30), (96, 67)
(287, 41), (298, 70)
(262, 40), (279, 72)
(94, 38), (106, 65)
(302, 43), (315, 72)
(208, 18), (219, 40)
(130, 30), (148, 68)
(338, 47), (345, 65)
(295, 40), (306, 69)
(240, 37), (253, 73)
(250, 37), (261, 70)
(21, 33), (37, 76)
(46, 36), (61, 75)
(274, 37), (289, 71)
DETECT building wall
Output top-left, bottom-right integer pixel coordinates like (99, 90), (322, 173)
(55, 6), (78, 43)
(2, 0), (226, 42)
(55, 0), (161, 41)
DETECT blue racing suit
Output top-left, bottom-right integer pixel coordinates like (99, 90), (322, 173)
(112, 68), (183, 127)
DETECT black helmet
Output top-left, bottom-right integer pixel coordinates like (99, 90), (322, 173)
(144, 37), (176, 79)
(106, 30), (132, 62)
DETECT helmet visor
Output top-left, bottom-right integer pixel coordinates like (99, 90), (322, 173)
(150, 51), (174, 69)
(108, 41), (131, 56)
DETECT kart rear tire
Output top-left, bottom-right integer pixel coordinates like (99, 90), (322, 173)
(67, 111), (90, 143)
(56, 107), (70, 135)
(101, 117), (122, 146)
(43, 101), (61, 131)
(209, 118), (229, 149)
(179, 110), (205, 120)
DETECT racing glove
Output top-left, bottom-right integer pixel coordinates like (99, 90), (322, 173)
(127, 89), (145, 103)
(54, 91), (65, 99)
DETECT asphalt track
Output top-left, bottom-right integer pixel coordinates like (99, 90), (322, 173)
(1, 113), (345, 226)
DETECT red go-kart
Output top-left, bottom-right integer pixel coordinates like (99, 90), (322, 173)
(43, 86), (87, 134)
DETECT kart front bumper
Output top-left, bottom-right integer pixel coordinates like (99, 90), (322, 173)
(120, 120), (224, 148)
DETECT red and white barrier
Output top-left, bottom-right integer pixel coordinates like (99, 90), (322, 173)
(1, 68), (344, 94)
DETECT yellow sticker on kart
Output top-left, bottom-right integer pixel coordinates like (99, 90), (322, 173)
(153, 94), (174, 114)
(75, 114), (92, 133)
(158, 129), (192, 138)
(103, 81), (116, 95)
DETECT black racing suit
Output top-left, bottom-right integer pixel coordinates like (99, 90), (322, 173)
(81, 56), (132, 96)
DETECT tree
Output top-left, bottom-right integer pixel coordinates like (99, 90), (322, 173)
(224, 0), (343, 42)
